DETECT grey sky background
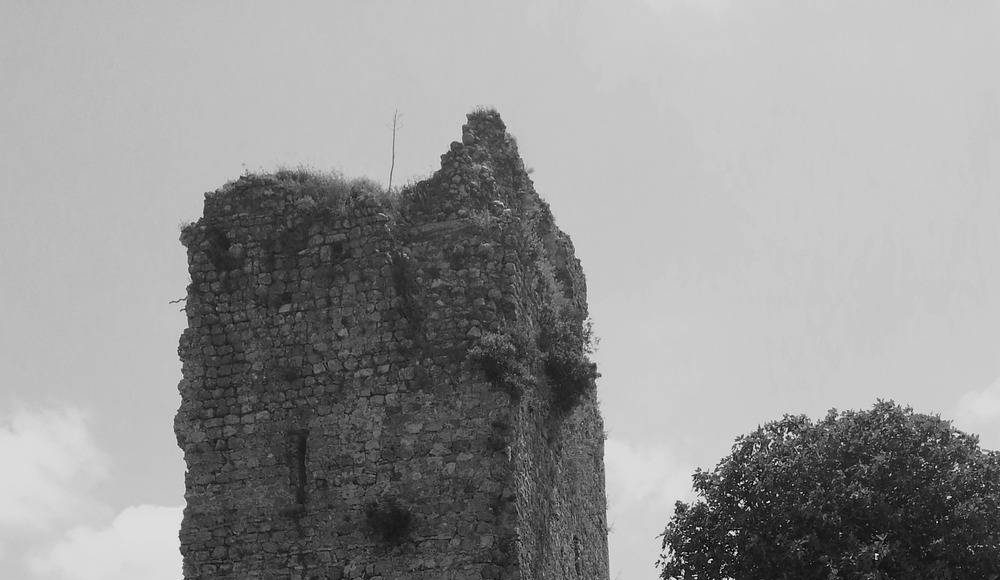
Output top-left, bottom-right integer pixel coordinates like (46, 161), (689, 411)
(2, 1), (1000, 578)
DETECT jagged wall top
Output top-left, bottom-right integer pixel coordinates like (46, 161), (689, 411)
(183, 108), (581, 312)
(192, 109), (538, 226)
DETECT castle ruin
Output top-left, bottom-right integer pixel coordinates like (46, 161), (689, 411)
(175, 110), (609, 579)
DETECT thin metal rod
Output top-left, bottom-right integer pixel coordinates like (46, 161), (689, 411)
(388, 108), (398, 193)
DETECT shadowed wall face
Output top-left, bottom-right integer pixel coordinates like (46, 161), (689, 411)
(175, 111), (608, 579)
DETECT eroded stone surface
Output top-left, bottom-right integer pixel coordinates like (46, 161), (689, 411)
(176, 110), (609, 579)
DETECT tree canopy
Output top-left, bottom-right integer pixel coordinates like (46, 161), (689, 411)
(658, 401), (1000, 579)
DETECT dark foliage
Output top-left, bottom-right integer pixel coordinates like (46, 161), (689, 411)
(468, 331), (532, 400)
(659, 401), (1000, 580)
(537, 308), (598, 412)
(364, 499), (413, 545)
(203, 223), (241, 271)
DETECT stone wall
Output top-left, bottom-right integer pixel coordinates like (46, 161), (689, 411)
(176, 110), (609, 579)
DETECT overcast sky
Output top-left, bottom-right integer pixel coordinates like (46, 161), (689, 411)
(3, 1), (1000, 579)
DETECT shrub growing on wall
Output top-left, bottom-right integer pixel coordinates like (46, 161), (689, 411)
(538, 307), (598, 412)
(468, 330), (532, 400)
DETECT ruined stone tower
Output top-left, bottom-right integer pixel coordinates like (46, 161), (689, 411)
(175, 110), (609, 579)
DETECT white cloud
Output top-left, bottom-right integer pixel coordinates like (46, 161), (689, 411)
(0, 407), (110, 531)
(604, 438), (697, 580)
(605, 437), (696, 514)
(0, 407), (182, 579)
(956, 378), (1000, 422)
(954, 377), (1000, 450)
(28, 504), (182, 580)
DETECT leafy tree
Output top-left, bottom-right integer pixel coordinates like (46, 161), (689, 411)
(658, 401), (1000, 580)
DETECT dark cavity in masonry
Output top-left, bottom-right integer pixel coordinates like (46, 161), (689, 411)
(287, 429), (308, 506)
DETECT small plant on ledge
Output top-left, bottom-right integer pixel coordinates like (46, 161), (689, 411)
(468, 330), (533, 400)
(538, 307), (599, 413)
